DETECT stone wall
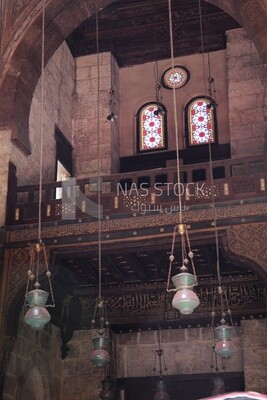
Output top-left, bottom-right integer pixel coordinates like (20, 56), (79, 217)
(61, 330), (105, 400)
(73, 52), (120, 179)
(119, 50), (230, 156)
(60, 326), (244, 400)
(4, 28), (266, 191)
(116, 327), (243, 378)
(226, 28), (266, 158)
(0, 129), (12, 227)
(2, 315), (62, 400)
(241, 319), (267, 393)
(3, 320), (266, 399)
(10, 41), (75, 185)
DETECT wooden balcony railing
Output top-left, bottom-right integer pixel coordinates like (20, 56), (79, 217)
(6, 156), (266, 225)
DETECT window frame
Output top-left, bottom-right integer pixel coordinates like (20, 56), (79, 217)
(184, 96), (218, 147)
(136, 101), (168, 154)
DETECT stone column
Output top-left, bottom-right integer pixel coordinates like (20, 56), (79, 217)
(226, 28), (266, 158)
(73, 52), (120, 180)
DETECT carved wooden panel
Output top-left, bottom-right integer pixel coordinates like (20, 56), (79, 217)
(226, 223), (267, 275)
(72, 274), (266, 330)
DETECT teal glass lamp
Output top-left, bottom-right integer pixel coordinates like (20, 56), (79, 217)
(167, 224), (199, 316)
(24, 243), (55, 330)
(24, 288), (51, 330)
(171, 272), (199, 315)
(214, 324), (235, 359)
(90, 297), (111, 368)
(90, 335), (111, 368)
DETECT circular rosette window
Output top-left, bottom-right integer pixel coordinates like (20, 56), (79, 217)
(162, 66), (190, 89)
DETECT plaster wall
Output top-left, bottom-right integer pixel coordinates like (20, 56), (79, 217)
(119, 50), (230, 156)
(119, 28), (266, 160)
(10, 41), (75, 185)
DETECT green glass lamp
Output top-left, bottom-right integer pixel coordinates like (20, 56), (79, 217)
(90, 335), (111, 368)
(24, 243), (55, 330)
(24, 288), (51, 330)
(214, 324), (234, 359)
(171, 272), (199, 315)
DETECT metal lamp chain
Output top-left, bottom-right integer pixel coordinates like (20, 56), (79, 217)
(96, 3), (102, 302)
(38, 0), (46, 248)
(168, 0), (183, 225)
(198, 0), (222, 289)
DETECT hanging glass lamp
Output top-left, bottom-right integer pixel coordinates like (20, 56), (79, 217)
(214, 324), (234, 359)
(167, 224), (199, 316)
(99, 378), (115, 400)
(154, 379), (170, 400)
(171, 272), (199, 315)
(90, 335), (111, 368)
(24, 288), (51, 330)
(211, 375), (226, 396)
(24, 243), (55, 330)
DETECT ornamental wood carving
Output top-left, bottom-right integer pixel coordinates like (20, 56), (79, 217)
(7, 201), (267, 244)
(69, 274), (266, 330)
(226, 222), (267, 277)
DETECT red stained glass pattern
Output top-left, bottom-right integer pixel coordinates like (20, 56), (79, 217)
(139, 104), (165, 151)
(163, 66), (189, 89)
(188, 98), (215, 145)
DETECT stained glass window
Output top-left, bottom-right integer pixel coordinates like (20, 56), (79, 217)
(187, 98), (216, 146)
(162, 66), (190, 89)
(138, 103), (167, 152)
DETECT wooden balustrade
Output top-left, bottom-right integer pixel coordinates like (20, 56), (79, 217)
(6, 156), (266, 225)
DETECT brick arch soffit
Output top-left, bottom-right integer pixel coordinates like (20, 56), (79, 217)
(206, 0), (267, 118)
(0, 0), (116, 155)
(206, 0), (267, 58)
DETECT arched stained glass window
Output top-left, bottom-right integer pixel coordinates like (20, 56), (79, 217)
(186, 97), (216, 146)
(137, 103), (167, 152)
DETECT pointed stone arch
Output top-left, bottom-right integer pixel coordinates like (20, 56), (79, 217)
(224, 222), (267, 286)
(206, 0), (267, 62)
(19, 366), (50, 400)
(0, 0), (116, 154)
(206, 0), (267, 119)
